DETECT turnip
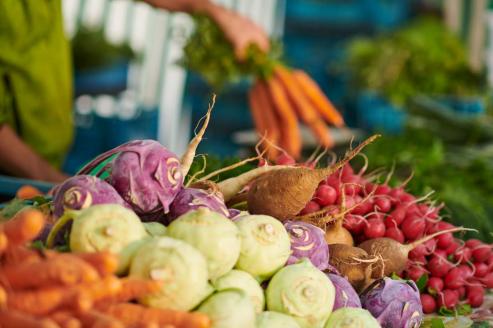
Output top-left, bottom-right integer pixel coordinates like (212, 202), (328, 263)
(358, 227), (472, 278)
(324, 216), (354, 246)
(420, 294), (436, 314)
(328, 244), (376, 291)
(244, 135), (379, 221)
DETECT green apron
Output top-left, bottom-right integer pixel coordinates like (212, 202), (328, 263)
(0, 0), (73, 168)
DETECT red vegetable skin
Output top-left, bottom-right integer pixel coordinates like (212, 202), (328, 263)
(313, 185), (337, 206)
(374, 197), (392, 213)
(457, 286), (466, 299)
(401, 215), (427, 240)
(299, 201), (320, 215)
(465, 239), (482, 249)
(472, 244), (492, 263)
(437, 290), (459, 309)
(420, 294), (437, 314)
(455, 247), (472, 264)
(428, 256), (453, 278)
(364, 219), (386, 239)
(467, 285), (485, 308)
(480, 272), (493, 288)
(444, 268), (464, 289)
(343, 215), (365, 235)
(385, 227), (404, 244)
(406, 266), (426, 282)
(427, 277), (444, 294)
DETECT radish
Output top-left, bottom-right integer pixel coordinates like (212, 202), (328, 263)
(428, 256), (453, 278)
(427, 277), (443, 294)
(275, 153), (296, 165)
(409, 254), (427, 265)
(374, 197), (392, 213)
(385, 227), (404, 244)
(486, 254), (493, 270)
(436, 233), (454, 249)
(406, 265), (426, 281)
(401, 216), (426, 241)
(386, 205), (407, 227)
(358, 227), (471, 278)
(472, 244), (491, 263)
(480, 272), (493, 288)
(467, 285), (485, 308)
(350, 198), (373, 216)
(299, 201), (320, 215)
(444, 240), (459, 255)
(444, 268), (464, 289)
(458, 264), (473, 279)
(437, 289), (459, 309)
(364, 218), (386, 239)
(434, 249), (447, 259)
(313, 185), (337, 206)
(399, 192), (416, 203)
(465, 239), (482, 249)
(454, 247), (472, 264)
(457, 286), (466, 299)
(343, 214), (365, 235)
(342, 176), (363, 195)
(474, 262), (488, 278)
(420, 294), (436, 314)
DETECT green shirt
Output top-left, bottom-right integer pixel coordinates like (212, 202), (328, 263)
(0, 0), (73, 168)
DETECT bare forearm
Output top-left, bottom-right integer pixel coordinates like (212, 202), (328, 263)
(0, 125), (69, 183)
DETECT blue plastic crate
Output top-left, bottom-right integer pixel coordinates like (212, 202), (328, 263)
(355, 91), (407, 134)
(74, 61), (129, 96)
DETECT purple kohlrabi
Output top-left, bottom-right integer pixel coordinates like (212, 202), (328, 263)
(77, 140), (184, 220)
(360, 277), (423, 328)
(52, 175), (129, 217)
(284, 221), (329, 270)
(327, 273), (361, 310)
(167, 187), (230, 222)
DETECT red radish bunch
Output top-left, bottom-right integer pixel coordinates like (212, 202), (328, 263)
(297, 162), (493, 313)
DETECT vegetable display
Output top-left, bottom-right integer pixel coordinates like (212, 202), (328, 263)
(3, 106), (493, 327)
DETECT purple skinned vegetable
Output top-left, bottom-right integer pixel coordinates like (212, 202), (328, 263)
(284, 221), (329, 271)
(77, 140), (184, 220)
(361, 277), (423, 328)
(327, 273), (361, 310)
(53, 175), (129, 217)
(167, 187), (230, 222)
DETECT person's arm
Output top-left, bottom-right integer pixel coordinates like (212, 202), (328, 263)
(143, 0), (269, 60)
(0, 124), (69, 183)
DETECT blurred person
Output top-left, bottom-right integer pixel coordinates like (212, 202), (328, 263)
(0, 0), (269, 183)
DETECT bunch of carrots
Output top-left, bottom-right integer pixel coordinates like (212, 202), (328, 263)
(248, 64), (345, 160)
(0, 209), (211, 328)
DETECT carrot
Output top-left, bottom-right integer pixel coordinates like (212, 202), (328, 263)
(101, 303), (211, 328)
(74, 252), (119, 277)
(274, 65), (319, 124)
(76, 310), (124, 328)
(1, 246), (43, 266)
(50, 311), (82, 328)
(0, 309), (59, 328)
(7, 286), (92, 315)
(248, 81), (280, 159)
(0, 231), (7, 255)
(0, 285), (6, 309)
(16, 185), (43, 200)
(98, 278), (162, 304)
(1, 208), (45, 246)
(308, 119), (334, 148)
(292, 70), (345, 127)
(1, 254), (99, 289)
(264, 78), (302, 158)
(74, 276), (122, 303)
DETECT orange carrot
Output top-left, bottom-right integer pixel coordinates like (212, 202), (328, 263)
(274, 65), (319, 124)
(1, 246), (44, 266)
(16, 185), (43, 200)
(74, 252), (119, 277)
(249, 81), (280, 159)
(292, 70), (345, 127)
(0, 285), (6, 310)
(308, 119), (334, 148)
(70, 276), (122, 304)
(1, 254), (99, 289)
(7, 286), (92, 315)
(101, 303), (210, 328)
(50, 311), (82, 328)
(1, 208), (45, 246)
(0, 231), (7, 255)
(76, 310), (124, 328)
(0, 309), (59, 328)
(264, 77), (302, 159)
(98, 278), (161, 304)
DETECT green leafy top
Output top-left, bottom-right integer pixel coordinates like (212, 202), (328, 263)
(347, 18), (482, 105)
(181, 15), (282, 91)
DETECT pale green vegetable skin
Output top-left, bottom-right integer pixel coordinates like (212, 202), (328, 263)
(167, 208), (241, 280)
(235, 215), (291, 281)
(69, 204), (148, 273)
(324, 308), (380, 328)
(257, 311), (301, 328)
(143, 222), (167, 236)
(212, 270), (265, 313)
(197, 290), (256, 328)
(266, 259), (335, 328)
(129, 237), (210, 311)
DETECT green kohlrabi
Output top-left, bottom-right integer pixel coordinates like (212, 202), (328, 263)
(257, 311), (301, 328)
(166, 208), (241, 280)
(129, 237), (211, 311)
(324, 308), (380, 328)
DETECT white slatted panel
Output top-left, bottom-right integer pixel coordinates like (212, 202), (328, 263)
(63, 0), (283, 154)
